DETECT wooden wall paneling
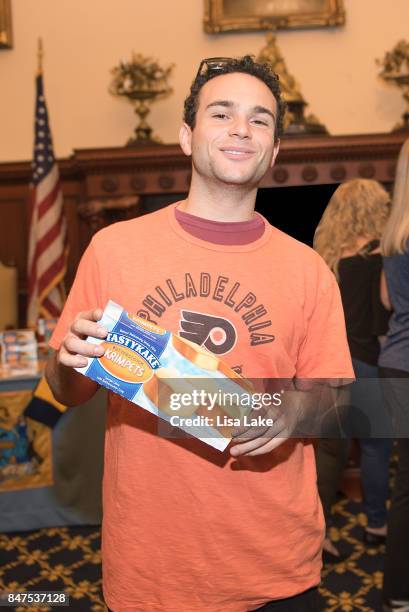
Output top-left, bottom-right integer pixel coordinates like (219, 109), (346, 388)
(0, 183), (30, 326)
(58, 176), (85, 287)
(0, 132), (407, 326)
(63, 194), (82, 291)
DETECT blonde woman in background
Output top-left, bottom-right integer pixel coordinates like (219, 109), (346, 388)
(314, 178), (393, 561)
(379, 138), (409, 612)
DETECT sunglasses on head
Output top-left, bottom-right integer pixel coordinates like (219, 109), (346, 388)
(195, 57), (233, 79)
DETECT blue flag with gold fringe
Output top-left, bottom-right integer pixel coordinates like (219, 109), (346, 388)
(24, 376), (66, 427)
(0, 378), (67, 493)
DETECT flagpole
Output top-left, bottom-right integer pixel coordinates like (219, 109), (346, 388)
(37, 37), (43, 76)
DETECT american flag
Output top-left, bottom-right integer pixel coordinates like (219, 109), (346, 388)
(27, 72), (67, 326)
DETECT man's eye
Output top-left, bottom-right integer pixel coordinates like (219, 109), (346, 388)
(212, 113), (229, 119)
(252, 119), (269, 126)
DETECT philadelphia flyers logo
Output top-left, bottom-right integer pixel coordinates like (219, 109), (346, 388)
(179, 310), (237, 355)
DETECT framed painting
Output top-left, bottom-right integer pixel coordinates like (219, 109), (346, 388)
(0, 0), (12, 49)
(204, 0), (345, 33)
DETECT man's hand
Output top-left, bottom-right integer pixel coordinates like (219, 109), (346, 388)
(46, 308), (108, 407)
(229, 382), (347, 457)
(229, 400), (300, 458)
(57, 308), (108, 368)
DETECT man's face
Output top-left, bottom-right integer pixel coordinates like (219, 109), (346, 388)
(180, 72), (280, 188)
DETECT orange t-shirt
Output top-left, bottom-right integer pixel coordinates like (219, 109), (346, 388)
(50, 204), (353, 612)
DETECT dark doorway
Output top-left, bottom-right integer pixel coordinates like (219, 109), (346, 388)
(255, 184), (339, 247)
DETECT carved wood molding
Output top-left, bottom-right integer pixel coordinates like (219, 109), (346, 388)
(77, 195), (142, 234)
(0, 132), (407, 191)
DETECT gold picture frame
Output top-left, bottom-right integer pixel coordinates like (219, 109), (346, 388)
(204, 0), (345, 33)
(0, 0), (12, 49)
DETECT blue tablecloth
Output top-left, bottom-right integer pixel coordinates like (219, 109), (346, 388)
(0, 374), (105, 532)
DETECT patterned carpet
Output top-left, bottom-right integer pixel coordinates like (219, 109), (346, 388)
(318, 497), (385, 612)
(0, 496), (386, 612)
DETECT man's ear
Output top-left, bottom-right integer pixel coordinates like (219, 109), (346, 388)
(270, 139), (280, 168)
(179, 123), (192, 156)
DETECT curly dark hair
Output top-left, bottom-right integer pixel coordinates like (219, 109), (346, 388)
(183, 55), (286, 142)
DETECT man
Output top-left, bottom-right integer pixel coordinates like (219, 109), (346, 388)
(46, 56), (353, 611)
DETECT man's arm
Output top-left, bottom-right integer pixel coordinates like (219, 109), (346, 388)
(45, 308), (107, 406)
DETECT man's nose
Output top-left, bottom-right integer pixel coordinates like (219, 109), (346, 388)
(229, 116), (251, 139)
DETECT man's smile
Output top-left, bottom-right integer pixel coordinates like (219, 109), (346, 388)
(219, 146), (256, 160)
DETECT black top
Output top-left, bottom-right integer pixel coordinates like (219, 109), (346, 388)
(338, 240), (391, 366)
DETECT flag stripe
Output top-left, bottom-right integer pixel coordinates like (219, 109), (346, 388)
(35, 210), (65, 261)
(41, 296), (62, 319)
(36, 165), (59, 206)
(37, 239), (65, 283)
(39, 280), (66, 315)
(38, 190), (63, 235)
(28, 165), (59, 227)
(27, 188), (38, 275)
(38, 252), (66, 296)
(28, 185), (62, 272)
(38, 180), (62, 220)
(41, 286), (64, 318)
(28, 230), (64, 297)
